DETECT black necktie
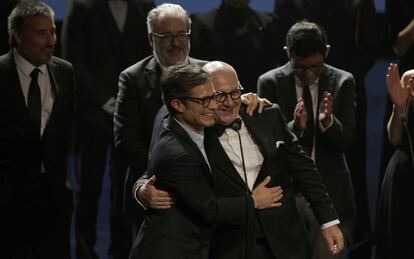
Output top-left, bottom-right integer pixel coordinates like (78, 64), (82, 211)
(28, 68), (41, 138)
(302, 86), (314, 155)
(215, 118), (242, 137)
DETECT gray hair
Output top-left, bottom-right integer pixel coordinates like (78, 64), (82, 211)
(146, 3), (191, 34)
(8, 1), (54, 47)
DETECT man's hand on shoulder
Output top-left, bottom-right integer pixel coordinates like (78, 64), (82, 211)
(241, 93), (272, 115)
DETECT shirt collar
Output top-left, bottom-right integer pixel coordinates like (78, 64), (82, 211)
(173, 118), (205, 148)
(13, 48), (47, 76)
(294, 76), (319, 88)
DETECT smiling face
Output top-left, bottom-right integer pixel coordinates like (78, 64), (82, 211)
(173, 81), (217, 132)
(13, 15), (56, 66)
(150, 14), (190, 67)
(210, 67), (242, 126)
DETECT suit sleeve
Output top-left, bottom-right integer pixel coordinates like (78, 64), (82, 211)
(274, 108), (338, 224)
(114, 71), (148, 175)
(258, 73), (297, 132)
(257, 73), (278, 102)
(318, 74), (356, 152)
(154, 148), (255, 226)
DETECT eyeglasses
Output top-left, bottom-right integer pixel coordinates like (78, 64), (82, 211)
(215, 84), (244, 103)
(151, 30), (191, 43)
(178, 92), (219, 108)
(290, 60), (324, 74)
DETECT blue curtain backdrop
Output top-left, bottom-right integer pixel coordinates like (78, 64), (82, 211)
(44, 0), (386, 21)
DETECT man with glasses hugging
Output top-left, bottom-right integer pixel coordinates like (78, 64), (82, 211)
(258, 21), (356, 258)
(135, 61), (343, 259)
(128, 63), (282, 259)
(113, 3), (206, 242)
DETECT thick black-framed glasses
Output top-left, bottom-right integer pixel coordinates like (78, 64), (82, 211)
(290, 60), (324, 74)
(177, 92), (219, 108)
(151, 30), (191, 43)
(215, 83), (244, 103)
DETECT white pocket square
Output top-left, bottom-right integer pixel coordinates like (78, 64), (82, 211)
(275, 140), (285, 149)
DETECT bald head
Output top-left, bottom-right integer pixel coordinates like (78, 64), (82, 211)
(202, 61), (240, 92)
(203, 61), (242, 125)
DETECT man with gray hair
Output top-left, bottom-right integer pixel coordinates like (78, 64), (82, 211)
(114, 3), (206, 244)
(0, 1), (75, 258)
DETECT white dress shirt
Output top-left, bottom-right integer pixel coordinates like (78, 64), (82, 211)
(218, 119), (263, 191)
(294, 77), (333, 161)
(14, 49), (54, 137)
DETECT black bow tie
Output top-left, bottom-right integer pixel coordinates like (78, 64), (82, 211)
(215, 118), (242, 137)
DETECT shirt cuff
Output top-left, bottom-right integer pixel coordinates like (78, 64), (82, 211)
(319, 114), (334, 131)
(134, 185), (147, 210)
(321, 219), (340, 229)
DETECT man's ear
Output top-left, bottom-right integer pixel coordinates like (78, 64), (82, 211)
(171, 99), (185, 113)
(12, 30), (21, 46)
(283, 46), (290, 59)
(148, 33), (154, 48)
(325, 44), (331, 58)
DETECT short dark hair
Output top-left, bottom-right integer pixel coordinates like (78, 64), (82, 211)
(8, 1), (54, 47)
(161, 63), (211, 114)
(286, 21), (328, 58)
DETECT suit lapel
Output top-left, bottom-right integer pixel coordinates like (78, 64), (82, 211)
(169, 117), (211, 178)
(240, 111), (276, 188)
(144, 57), (161, 92)
(317, 67), (335, 105)
(279, 65), (297, 120)
(41, 59), (60, 140)
(205, 128), (247, 189)
(4, 53), (29, 122)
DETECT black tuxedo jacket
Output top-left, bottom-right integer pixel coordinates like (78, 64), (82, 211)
(114, 56), (207, 175)
(258, 63), (356, 222)
(129, 116), (254, 259)
(62, 0), (153, 134)
(0, 51), (75, 215)
(205, 105), (337, 259)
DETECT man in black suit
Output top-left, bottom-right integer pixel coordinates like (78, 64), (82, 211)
(0, 2), (75, 258)
(113, 3), (207, 237)
(129, 63), (282, 259)
(190, 0), (279, 92)
(258, 21), (356, 258)
(205, 60), (345, 258)
(137, 61), (344, 258)
(273, 3), (378, 256)
(61, 1), (154, 258)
